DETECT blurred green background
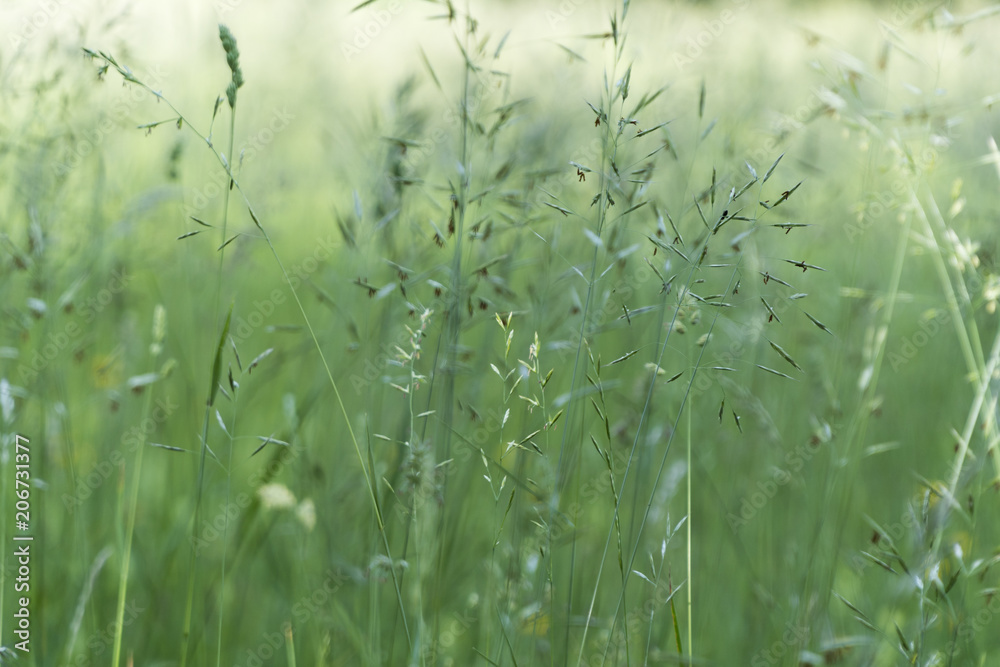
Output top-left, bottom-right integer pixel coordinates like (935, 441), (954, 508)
(2, 0), (1000, 665)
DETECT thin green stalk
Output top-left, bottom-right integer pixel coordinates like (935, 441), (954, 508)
(181, 79), (236, 667)
(215, 388), (239, 667)
(907, 186), (1000, 660)
(248, 186), (413, 651)
(87, 34), (412, 655)
(910, 186), (1000, 491)
(431, 5), (475, 656)
(942, 313), (1000, 503)
(685, 395), (692, 662)
(181, 45), (238, 665)
(913, 189), (982, 378)
(554, 9), (631, 662)
(592, 138), (776, 658)
(111, 306), (164, 666)
(590, 258), (740, 667)
(485, 316), (515, 662)
(810, 203), (911, 640)
(585, 78), (746, 666)
(402, 317), (428, 665)
(285, 624), (297, 667)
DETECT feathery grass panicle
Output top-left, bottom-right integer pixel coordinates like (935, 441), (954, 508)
(40, 2), (1000, 664)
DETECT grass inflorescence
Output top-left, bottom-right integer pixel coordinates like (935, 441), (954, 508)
(3, 1), (1000, 665)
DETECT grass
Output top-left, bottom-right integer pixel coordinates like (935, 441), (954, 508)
(3, 0), (1000, 665)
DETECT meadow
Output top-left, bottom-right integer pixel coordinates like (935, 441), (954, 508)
(2, 0), (1000, 665)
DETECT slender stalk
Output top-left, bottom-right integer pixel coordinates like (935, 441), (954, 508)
(685, 395), (692, 661)
(215, 387), (239, 667)
(555, 7), (630, 661)
(86, 37), (412, 657)
(180, 73), (237, 667)
(913, 189), (982, 378)
(910, 186), (1000, 492)
(811, 200), (911, 638)
(430, 4), (475, 657)
(110, 308), (164, 666)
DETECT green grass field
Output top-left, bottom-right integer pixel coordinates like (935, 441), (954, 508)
(3, 0), (1000, 665)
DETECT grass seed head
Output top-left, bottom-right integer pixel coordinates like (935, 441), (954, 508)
(218, 24), (245, 108)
